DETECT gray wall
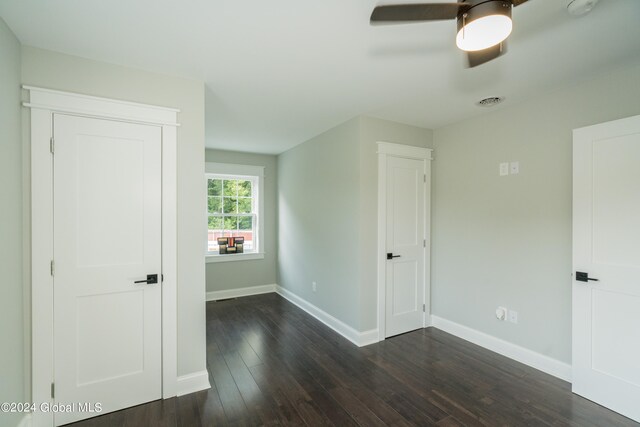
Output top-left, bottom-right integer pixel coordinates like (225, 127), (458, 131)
(205, 149), (278, 291)
(278, 118), (362, 328)
(431, 61), (640, 363)
(0, 17), (24, 427)
(21, 46), (207, 378)
(278, 116), (432, 331)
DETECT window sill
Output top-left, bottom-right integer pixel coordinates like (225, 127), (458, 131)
(206, 252), (265, 263)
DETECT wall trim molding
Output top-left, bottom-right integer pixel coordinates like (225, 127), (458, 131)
(17, 414), (32, 427)
(206, 284), (277, 301)
(275, 286), (377, 347)
(376, 141), (434, 159)
(22, 85), (180, 127)
(176, 370), (211, 397)
(431, 315), (572, 382)
(358, 329), (380, 347)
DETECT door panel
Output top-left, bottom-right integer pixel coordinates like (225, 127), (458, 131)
(76, 290), (145, 386)
(591, 289), (640, 386)
(592, 135), (640, 268)
(391, 261), (418, 315)
(75, 134), (145, 267)
(53, 114), (162, 426)
(385, 156), (425, 337)
(572, 114), (640, 422)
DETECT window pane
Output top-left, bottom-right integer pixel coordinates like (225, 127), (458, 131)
(208, 196), (222, 214)
(240, 231), (253, 251)
(208, 179), (222, 196)
(223, 197), (238, 214)
(208, 216), (223, 230)
(223, 180), (238, 197)
(238, 198), (252, 214)
(238, 216), (252, 230)
(224, 216), (238, 230)
(237, 180), (252, 197)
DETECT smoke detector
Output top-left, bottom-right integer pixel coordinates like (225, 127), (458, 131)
(567, 0), (599, 16)
(476, 96), (505, 107)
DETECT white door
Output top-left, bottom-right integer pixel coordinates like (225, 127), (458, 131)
(385, 156), (426, 337)
(53, 114), (163, 426)
(572, 114), (640, 423)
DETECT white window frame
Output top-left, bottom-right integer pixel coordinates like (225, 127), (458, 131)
(205, 162), (265, 263)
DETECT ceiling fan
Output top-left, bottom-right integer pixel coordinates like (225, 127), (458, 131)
(370, 0), (529, 67)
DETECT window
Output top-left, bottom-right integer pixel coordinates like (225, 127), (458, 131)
(207, 177), (256, 251)
(206, 163), (264, 262)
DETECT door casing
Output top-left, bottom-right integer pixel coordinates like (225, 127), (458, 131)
(376, 141), (433, 341)
(26, 86), (179, 427)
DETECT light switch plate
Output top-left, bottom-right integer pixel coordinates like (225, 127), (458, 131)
(499, 162), (509, 176)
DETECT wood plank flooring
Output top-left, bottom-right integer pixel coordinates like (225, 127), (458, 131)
(70, 293), (638, 426)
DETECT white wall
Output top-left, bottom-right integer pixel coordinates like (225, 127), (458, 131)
(204, 149), (278, 291)
(20, 46), (207, 379)
(0, 17), (24, 427)
(432, 61), (640, 363)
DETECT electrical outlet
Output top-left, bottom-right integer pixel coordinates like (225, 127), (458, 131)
(495, 306), (507, 321)
(510, 161), (520, 175)
(312, 281), (317, 292)
(508, 310), (518, 324)
(499, 162), (509, 176)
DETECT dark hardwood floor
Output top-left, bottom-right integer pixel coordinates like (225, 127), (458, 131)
(71, 293), (637, 426)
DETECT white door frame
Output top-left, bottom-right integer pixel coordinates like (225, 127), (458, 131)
(376, 141), (433, 341)
(25, 86), (179, 427)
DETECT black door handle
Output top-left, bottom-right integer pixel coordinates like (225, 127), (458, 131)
(387, 253), (401, 260)
(576, 271), (599, 283)
(135, 274), (158, 284)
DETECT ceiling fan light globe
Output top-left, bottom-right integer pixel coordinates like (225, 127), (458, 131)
(456, 14), (513, 52)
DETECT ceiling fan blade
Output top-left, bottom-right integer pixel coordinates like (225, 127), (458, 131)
(512, 0), (529, 6)
(370, 3), (468, 23)
(466, 41), (507, 68)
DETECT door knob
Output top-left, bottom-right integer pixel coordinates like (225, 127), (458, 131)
(387, 253), (401, 260)
(134, 274), (158, 284)
(576, 271), (599, 283)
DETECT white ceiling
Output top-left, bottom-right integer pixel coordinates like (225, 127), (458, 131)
(2, 0), (639, 154)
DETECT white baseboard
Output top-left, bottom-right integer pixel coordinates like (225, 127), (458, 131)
(430, 315), (572, 382)
(358, 329), (380, 347)
(17, 414), (31, 427)
(206, 284), (277, 301)
(275, 285), (377, 347)
(176, 370), (211, 397)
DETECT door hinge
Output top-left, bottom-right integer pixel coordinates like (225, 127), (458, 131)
(423, 304), (426, 312)
(51, 382), (55, 399)
(423, 239), (426, 248)
(50, 137), (55, 154)
(50, 260), (55, 277)
(424, 174), (426, 183)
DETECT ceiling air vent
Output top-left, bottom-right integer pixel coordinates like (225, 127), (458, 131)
(567, 0), (599, 16)
(476, 96), (505, 107)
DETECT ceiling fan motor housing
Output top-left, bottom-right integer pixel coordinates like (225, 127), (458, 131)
(457, 1), (512, 32)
